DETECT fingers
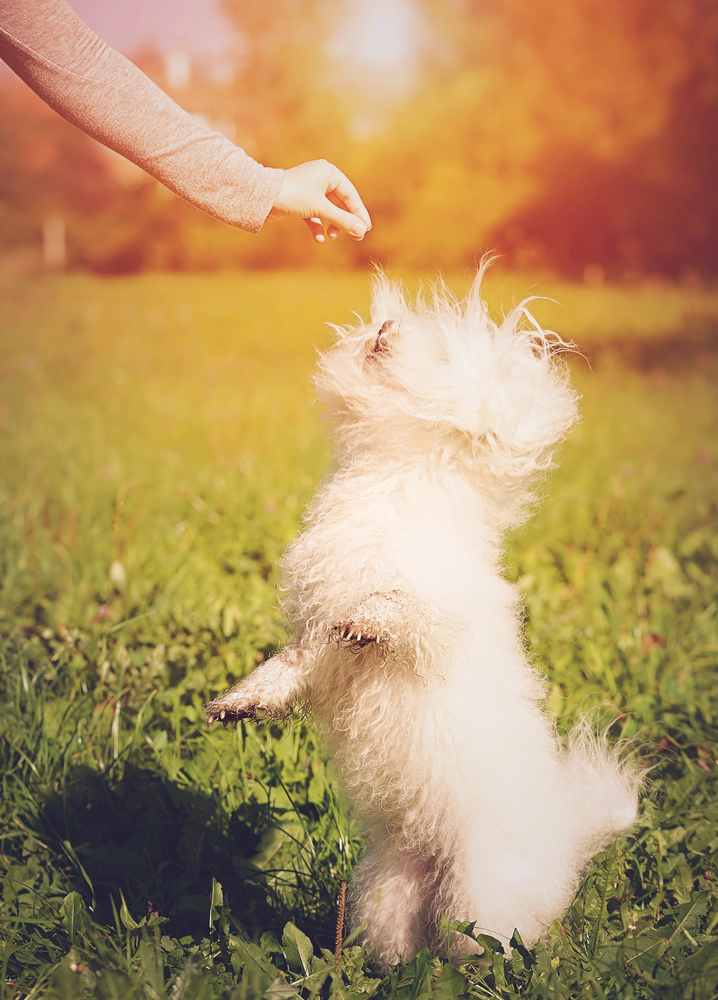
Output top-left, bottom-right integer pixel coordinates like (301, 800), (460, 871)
(326, 167), (372, 233)
(268, 159), (372, 243)
(303, 216), (350, 244)
(304, 217), (326, 243)
(315, 198), (368, 241)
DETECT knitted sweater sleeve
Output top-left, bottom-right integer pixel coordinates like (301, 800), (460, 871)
(0, 0), (284, 233)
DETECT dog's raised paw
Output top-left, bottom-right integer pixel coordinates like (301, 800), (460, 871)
(331, 621), (381, 651)
(330, 590), (410, 651)
(203, 700), (260, 727)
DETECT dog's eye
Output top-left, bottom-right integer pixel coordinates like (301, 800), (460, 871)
(373, 320), (394, 355)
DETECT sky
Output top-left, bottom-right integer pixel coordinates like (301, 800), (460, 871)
(329, 0), (425, 137)
(329, 0), (422, 79)
(68, 0), (423, 75)
(64, 0), (422, 135)
(69, 0), (235, 58)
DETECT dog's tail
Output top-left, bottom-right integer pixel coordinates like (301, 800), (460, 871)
(564, 719), (642, 855)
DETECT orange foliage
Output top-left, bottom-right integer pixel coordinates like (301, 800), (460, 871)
(1, 0), (717, 276)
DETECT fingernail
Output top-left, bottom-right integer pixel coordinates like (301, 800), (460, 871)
(316, 234), (325, 243)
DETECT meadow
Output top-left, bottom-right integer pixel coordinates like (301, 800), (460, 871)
(1, 269), (717, 999)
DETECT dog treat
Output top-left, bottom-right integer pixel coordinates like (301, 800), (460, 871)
(0, 0), (283, 233)
(205, 268), (640, 968)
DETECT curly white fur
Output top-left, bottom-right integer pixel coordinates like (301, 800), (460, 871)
(205, 266), (640, 969)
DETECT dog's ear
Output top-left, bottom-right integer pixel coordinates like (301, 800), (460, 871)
(373, 320), (395, 355)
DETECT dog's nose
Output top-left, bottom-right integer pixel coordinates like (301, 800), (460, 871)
(373, 320), (394, 353)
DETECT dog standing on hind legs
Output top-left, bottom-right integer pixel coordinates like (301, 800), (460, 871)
(204, 266), (640, 970)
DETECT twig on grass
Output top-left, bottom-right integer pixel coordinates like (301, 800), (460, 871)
(335, 881), (347, 972)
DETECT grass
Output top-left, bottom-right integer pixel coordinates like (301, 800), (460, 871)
(1, 269), (717, 999)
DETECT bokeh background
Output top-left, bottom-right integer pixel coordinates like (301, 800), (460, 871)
(2, 0), (717, 280)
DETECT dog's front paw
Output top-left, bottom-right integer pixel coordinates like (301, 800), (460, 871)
(330, 590), (407, 651)
(203, 693), (261, 727)
(331, 621), (381, 651)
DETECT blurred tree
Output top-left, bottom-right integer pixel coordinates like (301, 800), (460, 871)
(0, 79), (199, 273)
(481, 0), (718, 277)
(220, 0), (349, 165)
(476, 0), (692, 157)
(0, 82), (115, 254)
(361, 0), (718, 275)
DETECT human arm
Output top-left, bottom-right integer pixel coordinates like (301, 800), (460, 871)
(0, 0), (370, 240)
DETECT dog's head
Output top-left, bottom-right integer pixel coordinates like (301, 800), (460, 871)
(315, 266), (579, 494)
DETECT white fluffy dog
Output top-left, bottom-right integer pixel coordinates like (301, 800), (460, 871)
(205, 269), (639, 969)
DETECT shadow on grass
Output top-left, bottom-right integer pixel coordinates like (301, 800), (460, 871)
(0, 644), (343, 963)
(39, 757), (279, 934)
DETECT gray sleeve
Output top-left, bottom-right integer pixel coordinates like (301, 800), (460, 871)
(0, 0), (284, 233)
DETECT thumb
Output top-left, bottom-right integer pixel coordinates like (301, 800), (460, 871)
(315, 198), (367, 240)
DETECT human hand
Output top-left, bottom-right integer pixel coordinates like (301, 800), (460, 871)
(268, 159), (372, 243)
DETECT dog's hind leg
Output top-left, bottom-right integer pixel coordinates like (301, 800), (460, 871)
(203, 643), (313, 725)
(350, 838), (438, 970)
